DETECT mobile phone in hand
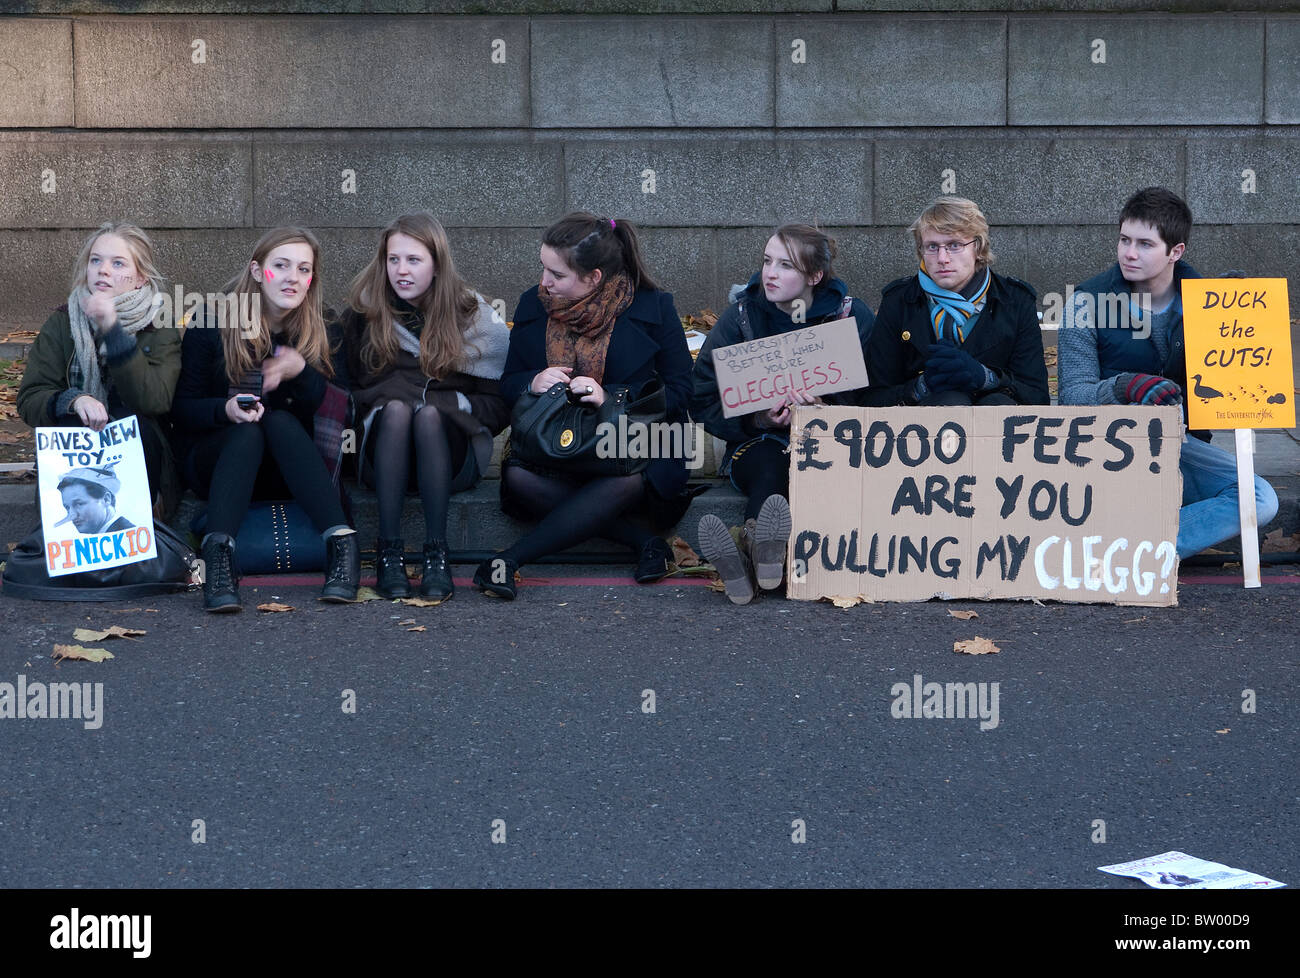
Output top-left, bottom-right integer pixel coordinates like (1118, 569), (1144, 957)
(236, 395), (259, 410)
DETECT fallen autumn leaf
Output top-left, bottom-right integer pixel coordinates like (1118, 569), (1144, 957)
(53, 644), (114, 663)
(72, 625), (146, 642)
(954, 636), (1001, 655)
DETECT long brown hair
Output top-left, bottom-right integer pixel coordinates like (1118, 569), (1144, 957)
(771, 223), (837, 294)
(542, 212), (659, 292)
(346, 213), (479, 380)
(220, 227), (332, 385)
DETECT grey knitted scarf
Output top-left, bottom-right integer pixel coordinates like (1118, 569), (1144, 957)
(66, 284), (163, 404)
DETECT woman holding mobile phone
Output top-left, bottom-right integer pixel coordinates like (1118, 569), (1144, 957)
(171, 226), (359, 612)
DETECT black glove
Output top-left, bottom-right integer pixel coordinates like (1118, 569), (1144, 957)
(924, 342), (987, 394)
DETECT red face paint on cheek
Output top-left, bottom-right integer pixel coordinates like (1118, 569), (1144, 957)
(264, 270), (274, 280)
(304, 276), (311, 287)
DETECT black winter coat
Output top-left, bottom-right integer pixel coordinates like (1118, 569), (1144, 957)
(170, 315), (329, 477)
(691, 275), (875, 457)
(502, 285), (693, 500)
(859, 271), (1050, 406)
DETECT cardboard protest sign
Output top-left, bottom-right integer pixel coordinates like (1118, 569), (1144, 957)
(1180, 278), (1294, 430)
(787, 405), (1181, 606)
(36, 415), (157, 577)
(711, 317), (868, 418)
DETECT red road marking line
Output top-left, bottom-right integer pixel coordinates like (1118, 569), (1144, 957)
(240, 574), (718, 588)
(241, 574), (1298, 589)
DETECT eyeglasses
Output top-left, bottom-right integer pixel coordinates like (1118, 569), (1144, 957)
(921, 240), (974, 256)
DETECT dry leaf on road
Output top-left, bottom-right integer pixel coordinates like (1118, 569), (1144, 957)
(947, 610), (979, 621)
(396, 619), (416, 626)
(669, 536), (701, 568)
(53, 644), (114, 663)
(954, 636), (1001, 655)
(348, 587), (386, 603)
(1262, 528), (1300, 553)
(399, 596), (444, 607)
(831, 595), (862, 609)
(1215, 728), (1230, 734)
(257, 602), (295, 613)
(72, 625), (146, 642)
(406, 625), (427, 632)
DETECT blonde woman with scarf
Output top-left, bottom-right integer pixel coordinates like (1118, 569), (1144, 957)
(475, 213), (694, 599)
(17, 222), (181, 506)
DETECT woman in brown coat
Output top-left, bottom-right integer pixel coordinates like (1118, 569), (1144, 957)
(331, 212), (510, 601)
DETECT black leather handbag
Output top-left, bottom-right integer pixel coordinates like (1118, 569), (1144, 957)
(509, 378), (667, 477)
(2, 520), (200, 601)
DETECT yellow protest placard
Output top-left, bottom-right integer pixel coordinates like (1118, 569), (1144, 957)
(1181, 278), (1294, 430)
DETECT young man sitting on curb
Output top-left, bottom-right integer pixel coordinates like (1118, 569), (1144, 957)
(1057, 186), (1278, 559)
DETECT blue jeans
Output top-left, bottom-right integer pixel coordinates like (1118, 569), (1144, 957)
(1178, 435), (1279, 558)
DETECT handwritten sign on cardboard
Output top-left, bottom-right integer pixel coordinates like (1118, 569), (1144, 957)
(787, 405), (1181, 606)
(711, 317), (869, 418)
(1181, 278), (1294, 430)
(36, 415), (158, 577)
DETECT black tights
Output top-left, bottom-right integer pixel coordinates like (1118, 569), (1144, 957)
(188, 409), (347, 538)
(370, 402), (457, 542)
(501, 463), (651, 565)
(730, 437), (789, 521)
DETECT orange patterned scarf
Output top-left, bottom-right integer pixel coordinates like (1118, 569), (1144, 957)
(540, 272), (634, 385)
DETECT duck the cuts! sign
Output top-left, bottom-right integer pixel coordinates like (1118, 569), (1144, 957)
(786, 405), (1182, 606)
(712, 317), (869, 418)
(1180, 278), (1294, 430)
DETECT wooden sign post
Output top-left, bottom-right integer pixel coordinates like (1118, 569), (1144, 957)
(1181, 278), (1294, 589)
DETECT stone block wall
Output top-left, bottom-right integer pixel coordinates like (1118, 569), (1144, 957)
(1, 2), (1296, 330)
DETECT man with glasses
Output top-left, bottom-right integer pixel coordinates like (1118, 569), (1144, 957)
(1057, 186), (1278, 558)
(859, 196), (1049, 407)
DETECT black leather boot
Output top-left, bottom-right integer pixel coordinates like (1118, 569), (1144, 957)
(375, 537), (411, 598)
(419, 541), (454, 601)
(320, 531), (360, 603)
(200, 533), (241, 613)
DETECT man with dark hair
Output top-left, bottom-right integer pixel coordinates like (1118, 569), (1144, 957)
(1058, 187), (1277, 558)
(55, 466), (134, 535)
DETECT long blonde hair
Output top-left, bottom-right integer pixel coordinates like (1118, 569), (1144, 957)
(68, 222), (166, 295)
(346, 213), (479, 380)
(220, 227), (333, 385)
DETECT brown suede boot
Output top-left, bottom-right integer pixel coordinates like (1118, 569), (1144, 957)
(698, 514), (755, 605)
(745, 493), (791, 590)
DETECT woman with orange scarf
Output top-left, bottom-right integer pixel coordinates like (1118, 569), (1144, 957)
(475, 213), (694, 599)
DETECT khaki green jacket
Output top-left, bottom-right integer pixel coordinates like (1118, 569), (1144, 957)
(17, 307), (182, 428)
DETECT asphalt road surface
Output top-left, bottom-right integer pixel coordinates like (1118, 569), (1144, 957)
(2, 567), (1296, 889)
